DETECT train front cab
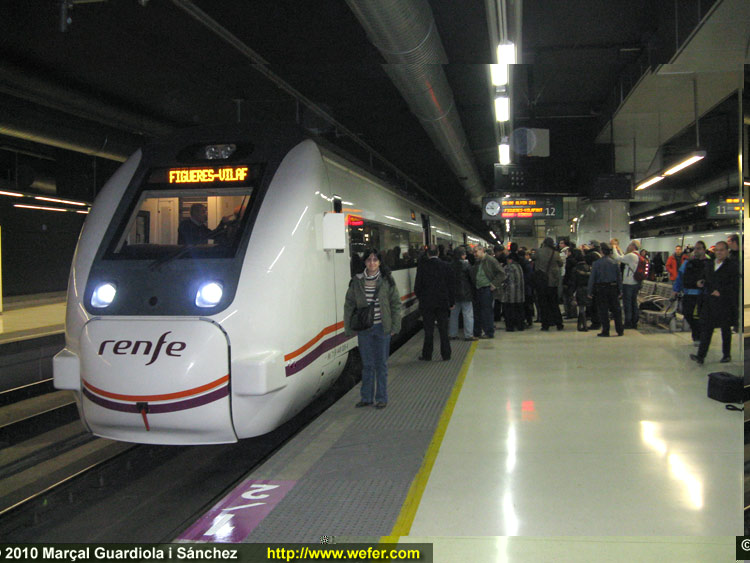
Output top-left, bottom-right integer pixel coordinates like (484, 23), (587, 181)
(54, 140), (276, 445)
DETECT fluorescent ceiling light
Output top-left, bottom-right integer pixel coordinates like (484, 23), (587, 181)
(629, 221), (635, 224)
(35, 196), (87, 206)
(0, 190), (24, 197)
(635, 176), (664, 190)
(497, 42), (516, 65)
(14, 203), (68, 212)
(662, 151), (706, 176)
(498, 143), (511, 165)
(490, 64), (507, 86)
(495, 96), (510, 122)
(658, 210), (676, 216)
(696, 201), (708, 207)
(645, 216), (654, 220)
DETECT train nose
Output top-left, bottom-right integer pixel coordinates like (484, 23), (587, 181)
(78, 319), (236, 444)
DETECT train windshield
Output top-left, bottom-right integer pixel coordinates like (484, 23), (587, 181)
(110, 163), (263, 260)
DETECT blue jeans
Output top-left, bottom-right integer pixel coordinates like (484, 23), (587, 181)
(477, 286), (495, 337)
(358, 323), (391, 404)
(622, 283), (640, 327)
(449, 300), (474, 338)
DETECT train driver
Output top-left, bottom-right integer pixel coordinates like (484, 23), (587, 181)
(177, 203), (233, 246)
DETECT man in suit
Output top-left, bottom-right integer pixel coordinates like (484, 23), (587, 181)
(415, 244), (456, 361)
(690, 241), (739, 365)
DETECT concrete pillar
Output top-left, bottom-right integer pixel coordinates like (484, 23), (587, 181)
(576, 200), (631, 248)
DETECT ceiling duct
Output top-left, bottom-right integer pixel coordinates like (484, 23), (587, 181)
(345, 0), (486, 202)
(0, 93), (143, 162)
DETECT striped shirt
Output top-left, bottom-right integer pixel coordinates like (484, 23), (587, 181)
(364, 270), (382, 324)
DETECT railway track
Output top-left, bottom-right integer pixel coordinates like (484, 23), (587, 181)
(0, 379), (136, 516)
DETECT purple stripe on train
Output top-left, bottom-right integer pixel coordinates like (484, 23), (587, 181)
(82, 385), (229, 413)
(285, 332), (352, 377)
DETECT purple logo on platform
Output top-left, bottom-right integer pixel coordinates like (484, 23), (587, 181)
(178, 479), (296, 543)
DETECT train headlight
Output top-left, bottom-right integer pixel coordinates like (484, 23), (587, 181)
(196, 282), (223, 307)
(91, 283), (117, 308)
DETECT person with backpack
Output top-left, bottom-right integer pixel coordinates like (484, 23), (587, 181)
(612, 239), (644, 330)
(673, 240), (709, 346)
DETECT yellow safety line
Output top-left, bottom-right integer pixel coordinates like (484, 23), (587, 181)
(382, 340), (478, 542)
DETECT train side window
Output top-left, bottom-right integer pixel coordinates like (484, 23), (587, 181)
(381, 224), (413, 271)
(349, 220), (421, 274)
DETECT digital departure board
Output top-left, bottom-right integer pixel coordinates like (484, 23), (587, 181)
(483, 195), (563, 220)
(706, 195), (744, 219)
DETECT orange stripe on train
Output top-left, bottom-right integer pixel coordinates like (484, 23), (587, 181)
(283, 292), (414, 362)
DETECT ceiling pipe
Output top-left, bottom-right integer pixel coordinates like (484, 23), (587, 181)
(0, 93), (145, 162)
(0, 62), (175, 139)
(345, 0), (486, 203)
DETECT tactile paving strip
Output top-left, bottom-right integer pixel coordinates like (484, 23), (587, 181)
(244, 332), (472, 542)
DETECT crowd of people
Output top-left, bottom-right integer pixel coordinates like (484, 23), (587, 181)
(343, 234), (741, 409)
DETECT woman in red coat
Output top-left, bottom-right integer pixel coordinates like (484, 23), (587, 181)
(665, 245), (683, 281)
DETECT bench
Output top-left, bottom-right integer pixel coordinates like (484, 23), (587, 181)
(639, 282), (680, 332)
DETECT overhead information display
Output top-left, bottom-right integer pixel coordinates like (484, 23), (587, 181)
(706, 195), (744, 219)
(482, 196), (563, 220)
(146, 164), (264, 186)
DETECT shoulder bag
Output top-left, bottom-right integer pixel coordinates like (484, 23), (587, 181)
(351, 302), (375, 331)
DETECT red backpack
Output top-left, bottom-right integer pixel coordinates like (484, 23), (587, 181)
(632, 254), (649, 282)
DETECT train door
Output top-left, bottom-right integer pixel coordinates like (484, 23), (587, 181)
(421, 213), (432, 246)
(157, 198), (178, 244)
(320, 196), (351, 393)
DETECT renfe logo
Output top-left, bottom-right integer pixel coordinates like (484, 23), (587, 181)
(98, 331), (186, 365)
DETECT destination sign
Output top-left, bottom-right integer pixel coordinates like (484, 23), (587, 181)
(167, 166), (249, 184)
(483, 195), (563, 220)
(706, 195), (744, 219)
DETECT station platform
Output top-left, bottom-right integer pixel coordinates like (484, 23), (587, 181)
(0, 292), (65, 344)
(177, 319), (740, 559)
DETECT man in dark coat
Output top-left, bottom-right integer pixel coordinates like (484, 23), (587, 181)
(587, 243), (624, 337)
(415, 244), (456, 361)
(690, 241), (739, 364)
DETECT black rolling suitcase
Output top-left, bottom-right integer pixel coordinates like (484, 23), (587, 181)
(706, 371), (743, 404)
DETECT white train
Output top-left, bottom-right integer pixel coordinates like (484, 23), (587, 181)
(53, 125), (488, 445)
(639, 229), (738, 254)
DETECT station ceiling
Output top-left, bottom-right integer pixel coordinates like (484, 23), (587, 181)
(0, 0), (746, 235)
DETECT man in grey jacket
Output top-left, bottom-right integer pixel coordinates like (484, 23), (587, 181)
(472, 246), (506, 339)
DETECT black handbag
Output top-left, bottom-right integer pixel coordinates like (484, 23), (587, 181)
(707, 371), (744, 405)
(350, 303), (375, 331)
